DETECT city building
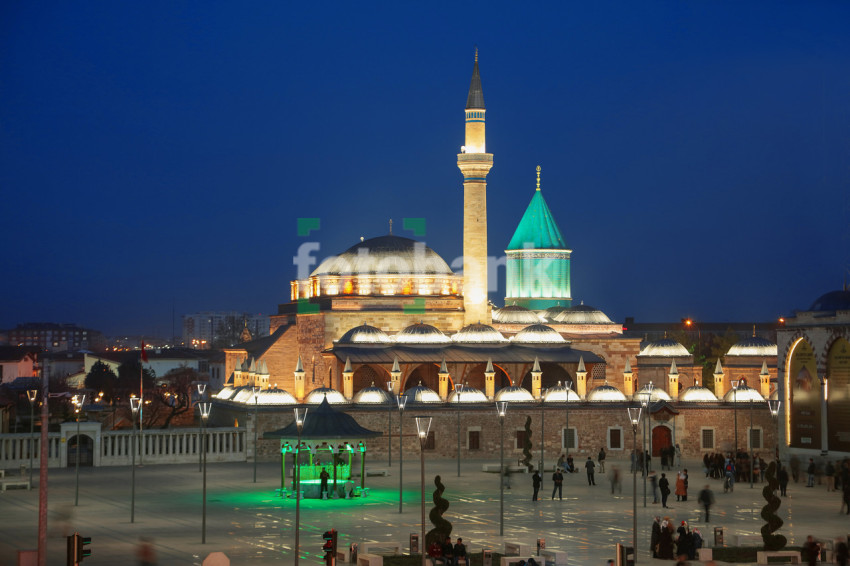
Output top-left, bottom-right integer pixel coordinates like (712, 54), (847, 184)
(1, 322), (105, 352)
(182, 311), (269, 348)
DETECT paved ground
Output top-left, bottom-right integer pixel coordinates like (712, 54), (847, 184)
(1, 456), (847, 565)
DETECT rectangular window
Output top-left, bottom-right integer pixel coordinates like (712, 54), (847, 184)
(515, 429), (526, 451)
(701, 428), (715, 451)
(608, 427), (622, 450)
(425, 431), (435, 451)
(562, 427), (576, 450)
(749, 428), (763, 450)
(468, 430), (480, 451)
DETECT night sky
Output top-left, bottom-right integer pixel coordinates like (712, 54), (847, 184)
(2, 1), (849, 337)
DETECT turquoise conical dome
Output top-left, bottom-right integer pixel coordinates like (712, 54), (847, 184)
(507, 190), (567, 250)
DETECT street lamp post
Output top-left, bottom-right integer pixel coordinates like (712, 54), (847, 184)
(415, 415), (433, 566)
(768, 399), (781, 462)
(563, 380), (572, 500)
(627, 406), (643, 565)
(387, 381), (394, 467)
(749, 398), (755, 488)
(130, 397), (141, 523)
(455, 383), (465, 477)
(397, 394), (407, 514)
(731, 380), (741, 462)
(197, 382), (207, 473)
(539, 388), (546, 480)
(27, 389), (37, 489)
(497, 401), (508, 536)
(199, 402), (211, 543)
(640, 383), (653, 507)
(252, 387), (259, 483)
(73, 394), (86, 507)
(293, 407), (308, 566)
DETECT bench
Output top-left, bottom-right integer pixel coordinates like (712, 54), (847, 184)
(539, 549), (567, 565)
(0, 478), (31, 492)
(360, 542), (401, 555)
(357, 554), (383, 566)
(504, 543), (533, 557)
(756, 551), (801, 565)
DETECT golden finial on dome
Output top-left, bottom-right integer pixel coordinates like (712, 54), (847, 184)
(474, 46), (478, 62)
(536, 165), (541, 191)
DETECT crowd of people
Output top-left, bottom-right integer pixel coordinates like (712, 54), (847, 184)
(651, 516), (704, 561)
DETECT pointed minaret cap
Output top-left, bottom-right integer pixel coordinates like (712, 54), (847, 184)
(577, 356), (586, 373)
(391, 356), (401, 373)
(532, 357), (541, 372)
(485, 358), (494, 373)
(466, 47), (485, 109)
(669, 359), (679, 375)
(439, 358), (449, 374)
(713, 359), (724, 376)
(295, 355), (304, 373)
(343, 357), (352, 373)
(623, 359), (633, 374)
(760, 360), (769, 376)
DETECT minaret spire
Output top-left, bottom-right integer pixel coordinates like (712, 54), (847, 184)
(458, 48), (493, 325)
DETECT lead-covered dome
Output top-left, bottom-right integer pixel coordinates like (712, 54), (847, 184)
(543, 383), (581, 403)
(451, 323), (509, 344)
(311, 235), (453, 277)
(493, 305), (543, 324)
(586, 384), (628, 402)
(552, 304), (614, 325)
(639, 338), (690, 357)
(395, 323), (451, 344)
(448, 386), (488, 403)
(809, 289), (850, 312)
(305, 387), (348, 404)
(256, 388), (298, 405)
(495, 386), (535, 402)
(726, 336), (777, 357)
(634, 384), (672, 402)
(403, 382), (442, 403)
(679, 385), (718, 403)
(352, 384), (393, 404)
(512, 324), (567, 344)
(338, 324), (392, 344)
(723, 385), (764, 403)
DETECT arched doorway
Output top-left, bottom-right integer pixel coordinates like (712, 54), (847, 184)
(68, 434), (94, 467)
(519, 363), (572, 390)
(404, 363), (440, 392)
(464, 363), (511, 391)
(352, 364), (389, 393)
(651, 425), (672, 457)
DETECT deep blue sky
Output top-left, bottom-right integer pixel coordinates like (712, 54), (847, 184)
(2, 1), (849, 337)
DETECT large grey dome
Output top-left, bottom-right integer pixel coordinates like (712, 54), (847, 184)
(809, 290), (850, 312)
(311, 235), (453, 277)
(451, 323), (509, 344)
(395, 323), (451, 344)
(512, 324), (567, 344)
(338, 324), (392, 344)
(639, 338), (690, 357)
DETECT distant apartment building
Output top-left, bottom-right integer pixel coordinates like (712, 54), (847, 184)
(182, 312), (269, 348)
(1, 322), (106, 352)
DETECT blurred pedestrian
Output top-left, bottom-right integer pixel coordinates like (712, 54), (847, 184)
(532, 469), (542, 501)
(137, 537), (157, 566)
(698, 484), (714, 522)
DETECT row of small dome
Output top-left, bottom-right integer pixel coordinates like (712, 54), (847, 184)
(215, 381), (773, 407)
(339, 322), (570, 345)
(493, 303), (616, 325)
(639, 337), (777, 358)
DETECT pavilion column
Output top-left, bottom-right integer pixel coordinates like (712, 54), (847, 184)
(485, 358), (496, 400)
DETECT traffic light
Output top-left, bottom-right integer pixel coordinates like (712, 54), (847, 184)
(323, 529), (337, 566)
(77, 535), (92, 562)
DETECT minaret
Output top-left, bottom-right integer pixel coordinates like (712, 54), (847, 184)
(458, 48), (493, 325)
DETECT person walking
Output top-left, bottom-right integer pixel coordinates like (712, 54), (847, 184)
(532, 469), (542, 501)
(610, 466), (622, 494)
(778, 464), (789, 497)
(650, 516), (661, 558)
(826, 461), (836, 492)
(552, 468), (563, 500)
(697, 484), (714, 522)
(806, 458), (816, 487)
(659, 472), (671, 508)
(649, 470), (658, 503)
(675, 471), (686, 502)
(681, 469), (689, 501)
(803, 535), (820, 566)
(585, 456), (596, 485)
(598, 447), (606, 473)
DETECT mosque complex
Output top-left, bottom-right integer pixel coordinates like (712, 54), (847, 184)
(212, 51), (850, 469)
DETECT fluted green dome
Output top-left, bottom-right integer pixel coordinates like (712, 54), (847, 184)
(507, 190), (568, 250)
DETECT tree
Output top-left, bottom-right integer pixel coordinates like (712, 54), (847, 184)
(85, 361), (118, 401)
(144, 366), (201, 429)
(521, 415), (534, 472)
(426, 475), (452, 548)
(761, 461), (787, 550)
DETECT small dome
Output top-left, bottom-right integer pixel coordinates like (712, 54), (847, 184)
(586, 384), (628, 402)
(723, 385), (764, 403)
(726, 336), (777, 357)
(305, 387), (348, 404)
(256, 389), (298, 405)
(541, 306), (570, 322)
(639, 338), (690, 357)
(495, 386), (535, 402)
(552, 304), (614, 325)
(395, 323), (451, 344)
(452, 323), (509, 344)
(215, 386), (237, 400)
(403, 383), (442, 403)
(231, 388), (256, 403)
(809, 289), (850, 312)
(338, 324), (392, 344)
(493, 305), (542, 324)
(352, 385), (393, 404)
(543, 383), (581, 403)
(311, 235), (453, 277)
(512, 324), (567, 344)
(634, 384), (672, 402)
(447, 386), (488, 403)
(679, 385), (719, 403)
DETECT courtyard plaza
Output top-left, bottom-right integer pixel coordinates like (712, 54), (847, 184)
(0, 456), (845, 565)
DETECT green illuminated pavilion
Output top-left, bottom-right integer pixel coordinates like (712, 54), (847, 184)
(505, 166), (572, 309)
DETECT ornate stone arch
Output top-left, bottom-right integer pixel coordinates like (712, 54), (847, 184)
(352, 364), (390, 393)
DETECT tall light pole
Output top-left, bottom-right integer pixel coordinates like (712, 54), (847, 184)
(563, 380), (572, 500)
(627, 406), (642, 564)
(639, 384), (653, 507)
(130, 397), (141, 523)
(252, 387), (259, 483)
(27, 389), (37, 489)
(455, 382), (465, 477)
(199, 402), (211, 543)
(397, 394), (407, 513)
(539, 388), (546, 481)
(73, 394), (86, 507)
(197, 382), (207, 473)
(731, 379), (741, 461)
(415, 415), (433, 566)
(749, 398), (755, 488)
(768, 399), (781, 462)
(497, 401), (508, 536)
(387, 381), (394, 467)
(293, 407), (308, 566)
